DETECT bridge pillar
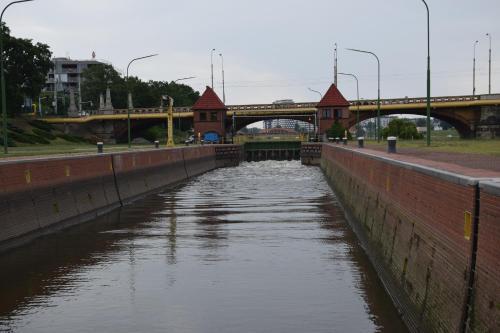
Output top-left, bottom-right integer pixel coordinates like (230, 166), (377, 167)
(192, 86), (227, 143)
(477, 105), (500, 138)
(316, 84), (351, 136)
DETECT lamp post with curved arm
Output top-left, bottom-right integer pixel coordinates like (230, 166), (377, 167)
(346, 48), (381, 142)
(1, 0), (35, 154)
(125, 53), (158, 148)
(339, 72), (361, 137)
(421, 0), (432, 146)
(210, 48), (216, 89)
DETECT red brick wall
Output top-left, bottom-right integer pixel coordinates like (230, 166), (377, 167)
(0, 145), (235, 250)
(474, 183), (500, 332)
(321, 144), (477, 333)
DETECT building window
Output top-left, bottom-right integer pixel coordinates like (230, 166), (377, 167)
(199, 112), (207, 121)
(210, 112), (217, 121)
(322, 108), (333, 119)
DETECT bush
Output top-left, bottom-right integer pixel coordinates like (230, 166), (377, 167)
(9, 131), (50, 144)
(327, 122), (352, 139)
(56, 133), (89, 143)
(29, 120), (54, 132)
(32, 128), (56, 140)
(0, 136), (16, 147)
(381, 118), (423, 140)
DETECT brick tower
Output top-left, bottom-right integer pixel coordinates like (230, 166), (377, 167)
(192, 86), (227, 143)
(316, 84), (351, 135)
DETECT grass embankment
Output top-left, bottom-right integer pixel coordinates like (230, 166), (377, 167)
(0, 117), (191, 159)
(364, 130), (500, 156)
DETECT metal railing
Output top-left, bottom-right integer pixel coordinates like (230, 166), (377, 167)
(83, 93), (499, 116)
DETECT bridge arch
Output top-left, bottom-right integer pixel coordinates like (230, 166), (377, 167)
(348, 109), (476, 138)
(233, 116), (316, 133)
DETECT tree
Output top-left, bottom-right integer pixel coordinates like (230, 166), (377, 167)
(1, 24), (52, 115)
(381, 118), (422, 139)
(327, 122), (351, 139)
(81, 64), (200, 110)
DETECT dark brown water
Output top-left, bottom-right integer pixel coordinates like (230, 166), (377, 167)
(0, 161), (407, 333)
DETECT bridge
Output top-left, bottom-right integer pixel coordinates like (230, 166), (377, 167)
(44, 92), (500, 141)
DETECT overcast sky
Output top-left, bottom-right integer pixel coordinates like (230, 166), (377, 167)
(4, 0), (500, 104)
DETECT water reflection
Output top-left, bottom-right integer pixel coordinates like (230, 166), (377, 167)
(0, 161), (407, 333)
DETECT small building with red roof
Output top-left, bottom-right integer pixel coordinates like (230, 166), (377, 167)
(316, 84), (351, 135)
(192, 86), (227, 143)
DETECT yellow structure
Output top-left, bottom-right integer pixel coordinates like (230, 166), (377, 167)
(166, 96), (174, 147)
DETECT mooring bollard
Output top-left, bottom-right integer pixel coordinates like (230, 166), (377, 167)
(154, 140), (159, 148)
(387, 136), (397, 153)
(335, 137), (340, 144)
(342, 137), (348, 145)
(97, 142), (104, 154)
(358, 137), (364, 148)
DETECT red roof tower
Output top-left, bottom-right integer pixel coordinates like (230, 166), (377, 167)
(316, 84), (350, 108)
(192, 86), (227, 110)
(192, 86), (227, 143)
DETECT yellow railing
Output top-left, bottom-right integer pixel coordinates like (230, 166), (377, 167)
(233, 134), (309, 144)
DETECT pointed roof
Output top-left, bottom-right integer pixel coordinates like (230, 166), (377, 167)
(192, 86), (227, 110)
(316, 84), (350, 108)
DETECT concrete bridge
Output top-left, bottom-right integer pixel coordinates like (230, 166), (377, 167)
(44, 93), (500, 141)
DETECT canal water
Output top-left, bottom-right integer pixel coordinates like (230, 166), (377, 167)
(0, 161), (407, 333)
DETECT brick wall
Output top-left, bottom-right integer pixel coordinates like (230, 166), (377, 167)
(321, 145), (479, 333)
(473, 181), (500, 332)
(0, 145), (240, 252)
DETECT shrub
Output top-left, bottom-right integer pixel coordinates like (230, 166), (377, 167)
(0, 136), (16, 147)
(32, 128), (56, 140)
(29, 120), (54, 132)
(56, 133), (89, 143)
(381, 118), (423, 140)
(327, 122), (352, 139)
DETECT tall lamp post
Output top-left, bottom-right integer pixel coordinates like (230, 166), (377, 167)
(126, 53), (158, 148)
(174, 76), (196, 83)
(486, 33), (492, 94)
(308, 88), (322, 138)
(2, 0), (35, 154)
(219, 53), (226, 103)
(421, 0), (431, 146)
(338, 72), (361, 137)
(210, 48), (216, 89)
(346, 48), (381, 142)
(473, 40), (479, 96)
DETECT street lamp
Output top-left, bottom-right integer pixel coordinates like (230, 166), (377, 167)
(308, 88), (322, 138)
(338, 72), (361, 137)
(346, 47), (381, 142)
(308, 87), (323, 99)
(486, 33), (492, 94)
(210, 48), (216, 89)
(1, 0), (35, 154)
(473, 40), (479, 96)
(219, 53), (226, 103)
(126, 53), (158, 148)
(421, 0), (431, 146)
(174, 76), (196, 83)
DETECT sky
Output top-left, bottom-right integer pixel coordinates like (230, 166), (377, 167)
(4, 0), (500, 105)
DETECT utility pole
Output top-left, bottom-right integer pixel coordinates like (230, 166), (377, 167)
(219, 53), (226, 103)
(211, 48), (216, 89)
(164, 95), (174, 147)
(334, 43), (338, 86)
(486, 33), (492, 94)
(422, 0), (431, 146)
(473, 40), (479, 96)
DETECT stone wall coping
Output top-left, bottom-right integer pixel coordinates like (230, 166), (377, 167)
(329, 144), (484, 187)
(0, 145), (241, 166)
(479, 179), (500, 196)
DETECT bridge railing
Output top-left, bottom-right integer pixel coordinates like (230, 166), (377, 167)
(81, 94), (495, 116)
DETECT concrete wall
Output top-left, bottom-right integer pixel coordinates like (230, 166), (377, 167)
(0, 145), (241, 252)
(319, 144), (500, 333)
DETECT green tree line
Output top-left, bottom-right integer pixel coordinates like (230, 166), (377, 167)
(81, 64), (200, 110)
(1, 23), (52, 115)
